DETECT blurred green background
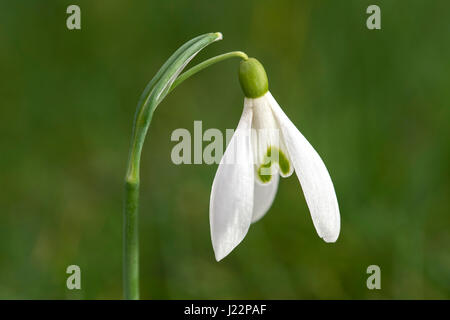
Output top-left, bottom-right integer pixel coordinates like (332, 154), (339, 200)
(0, 0), (449, 299)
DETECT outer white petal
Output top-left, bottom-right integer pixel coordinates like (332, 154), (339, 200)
(210, 104), (254, 261)
(252, 173), (279, 223)
(267, 92), (340, 242)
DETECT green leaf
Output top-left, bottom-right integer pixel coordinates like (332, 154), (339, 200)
(126, 32), (222, 180)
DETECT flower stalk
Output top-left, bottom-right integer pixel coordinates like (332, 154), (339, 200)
(123, 32), (247, 299)
(169, 51), (248, 93)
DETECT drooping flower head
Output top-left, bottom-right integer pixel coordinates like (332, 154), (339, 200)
(210, 57), (340, 261)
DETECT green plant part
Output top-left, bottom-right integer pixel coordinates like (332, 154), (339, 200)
(123, 32), (248, 299)
(238, 58), (269, 98)
(257, 146), (291, 183)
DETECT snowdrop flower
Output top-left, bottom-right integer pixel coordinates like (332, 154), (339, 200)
(210, 58), (340, 261)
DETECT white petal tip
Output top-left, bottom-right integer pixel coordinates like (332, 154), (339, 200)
(322, 234), (339, 243)
(215, 253), (224, 262)
(214, 32), (223, 40)
(213, 246), (232, 262)
(212, 233), (246, 261)
(320, 228), (340, 243)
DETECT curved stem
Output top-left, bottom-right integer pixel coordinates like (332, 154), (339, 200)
(123, 33), (222, 300)
(123, 45), (247, 300)
(169, 51), (248, 93)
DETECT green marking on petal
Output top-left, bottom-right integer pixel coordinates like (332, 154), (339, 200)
(257, 161), (273, 183)
(278, 149), (291, 175)
(256, 146), (291, 183)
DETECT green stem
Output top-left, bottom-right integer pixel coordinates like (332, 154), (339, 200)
(123, 177), (139, 299)
(169, 51), (248, 93)
(123, 41), (247, 299)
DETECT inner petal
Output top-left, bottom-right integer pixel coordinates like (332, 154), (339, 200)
(250, 95), (293, 184)
(257, 146), (291, 183)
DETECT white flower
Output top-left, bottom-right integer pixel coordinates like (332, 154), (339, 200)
(209, 58), (340, 261)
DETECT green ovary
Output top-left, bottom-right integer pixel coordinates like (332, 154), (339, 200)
(257, 147), (291, 183)
(238, 58), (269, 98)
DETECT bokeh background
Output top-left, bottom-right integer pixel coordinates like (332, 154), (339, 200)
(0, 0), (449, 299)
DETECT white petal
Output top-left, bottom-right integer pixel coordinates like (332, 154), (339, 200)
(210, 105), (254, 261)
(267, 92), (340, 242)
(252, 173), (279, 223)
(248, 95), (293, 184)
